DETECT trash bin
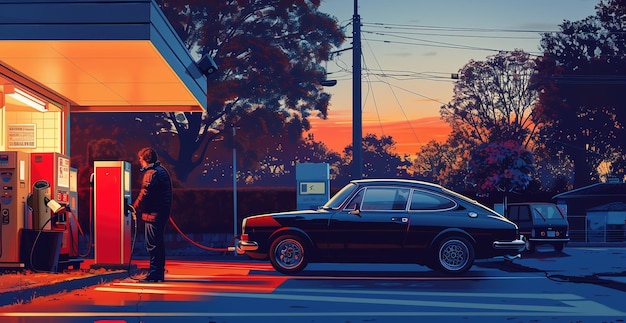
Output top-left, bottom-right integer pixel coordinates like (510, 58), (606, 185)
(20, 229), (63, 272)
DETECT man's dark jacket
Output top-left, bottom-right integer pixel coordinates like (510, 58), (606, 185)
(132, 161), (172, 222)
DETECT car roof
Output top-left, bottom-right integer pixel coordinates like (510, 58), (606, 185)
(351, 179), (445, 191)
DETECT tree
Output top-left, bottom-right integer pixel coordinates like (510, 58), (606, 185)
(534, 0), (626, 187)
(340, 134), (411, 184)
(427, 50), (540, 192)
(294, 136), (343, 181)
(441, 49), (540, 147)
(413, 139), (467, 189)
(467, 140), (535, 196)
(142, 0), (345, 182)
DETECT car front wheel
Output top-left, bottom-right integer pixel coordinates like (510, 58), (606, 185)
(433, 236), (475, 274)
(269, 235), (308, 275)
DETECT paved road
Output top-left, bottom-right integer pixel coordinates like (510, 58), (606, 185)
(0, 246), (624, 323)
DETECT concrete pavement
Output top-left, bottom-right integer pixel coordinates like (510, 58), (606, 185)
(0, 245), (625, 307)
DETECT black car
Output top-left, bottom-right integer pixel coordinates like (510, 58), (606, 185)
(237, 179), (525, 275)
(503, 202), (569, 252)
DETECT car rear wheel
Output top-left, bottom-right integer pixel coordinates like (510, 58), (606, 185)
(433, 236), (474, 274)
(554, 243), (565, 252)
(269, 235), (308, 275)
(523, 237), (535, 253)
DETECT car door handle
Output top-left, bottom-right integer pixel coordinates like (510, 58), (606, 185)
(391, 217), (408, 223)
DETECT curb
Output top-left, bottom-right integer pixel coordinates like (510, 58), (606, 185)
(0, 270), (129, 307)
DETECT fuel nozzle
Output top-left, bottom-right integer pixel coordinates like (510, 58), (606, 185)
(44, 197), (67, 224)
(126, 204), (137, 221)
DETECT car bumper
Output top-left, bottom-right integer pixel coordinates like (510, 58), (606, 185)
(528, 238), (570, 243)
(236, 239), (259, 255)
(493, 238), (525, 252)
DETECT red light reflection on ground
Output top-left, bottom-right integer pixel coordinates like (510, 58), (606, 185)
(0, 259), (288, 313)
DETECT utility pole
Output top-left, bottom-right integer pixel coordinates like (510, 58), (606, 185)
(352, 0), (362, 179)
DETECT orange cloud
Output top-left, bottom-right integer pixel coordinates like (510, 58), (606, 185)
(308, 116), (451, 156)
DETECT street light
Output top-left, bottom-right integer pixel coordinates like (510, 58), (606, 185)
(320, 79), (337, 87)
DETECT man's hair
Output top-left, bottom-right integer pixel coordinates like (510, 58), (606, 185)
(138, 147), (158, 164)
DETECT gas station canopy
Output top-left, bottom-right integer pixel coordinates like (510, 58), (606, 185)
(0, 0), (208, 112)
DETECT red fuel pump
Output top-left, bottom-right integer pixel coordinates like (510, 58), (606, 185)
(92, 160), (133, 269)
(29, 152), (81, 270)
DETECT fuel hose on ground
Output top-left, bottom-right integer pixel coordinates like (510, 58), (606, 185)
(168, 216), (233, 253)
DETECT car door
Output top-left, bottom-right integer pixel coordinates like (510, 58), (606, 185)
(403, 189), (460, 252)
(327, 187), (410, 260)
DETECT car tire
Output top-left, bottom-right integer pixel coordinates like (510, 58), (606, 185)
(433, 236), (475, 274)
(524, 238), (535, 253)
(269, 235), (309, 275)
(554, 243), (565, 252)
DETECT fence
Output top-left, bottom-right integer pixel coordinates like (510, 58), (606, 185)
(567, 215), (626, 243)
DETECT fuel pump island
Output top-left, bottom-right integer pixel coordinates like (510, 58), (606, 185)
(0, 1), (216, 273)
(0, 152), (135, 272)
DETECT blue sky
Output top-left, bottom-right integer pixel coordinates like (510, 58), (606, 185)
(312, 0), (599, 154)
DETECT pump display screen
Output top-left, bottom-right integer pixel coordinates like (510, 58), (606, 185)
(124, 169), (130, 193)
(57, 156), (70, 188)
(0, 154), (8, 167)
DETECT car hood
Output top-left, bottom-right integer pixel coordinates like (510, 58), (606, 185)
(244, 209), (326, 227)
(250, 209), (322, 219)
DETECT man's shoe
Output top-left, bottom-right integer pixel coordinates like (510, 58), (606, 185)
(132, 273), (164, 283)
(139, 278), (164, 283)
(139, 274), (164, 283)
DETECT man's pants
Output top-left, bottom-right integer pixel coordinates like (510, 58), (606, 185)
(145, 220), (166, 279)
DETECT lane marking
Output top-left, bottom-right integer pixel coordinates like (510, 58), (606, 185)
(88, 287), (625, 316)
(1, 310), (625, 318)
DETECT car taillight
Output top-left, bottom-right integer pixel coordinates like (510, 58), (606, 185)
(240, 233), (249, 242)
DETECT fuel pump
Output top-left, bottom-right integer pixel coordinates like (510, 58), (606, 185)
(30, 152), (71, 248)
(0, 151), (30, 268)
(92, 160), (133, 269)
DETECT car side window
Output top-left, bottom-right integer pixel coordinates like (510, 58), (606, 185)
(508, 206), (519, 221)
(360, 188), (410, 211)
(409, 190), (456, 211)
(345, 189), (365, 210)
(518, 205), (532, 222)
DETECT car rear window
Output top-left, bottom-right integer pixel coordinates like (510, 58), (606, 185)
(531, 204), (565, 220)
(409, 190), (456, 211)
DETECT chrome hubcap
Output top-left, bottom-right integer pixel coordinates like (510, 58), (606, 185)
(274, 239), (303, 269)
(439, 240), (469, 271)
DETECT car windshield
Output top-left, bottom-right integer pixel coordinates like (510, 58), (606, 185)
(322, 183), (358, 209)
(532, 204), (564, 220)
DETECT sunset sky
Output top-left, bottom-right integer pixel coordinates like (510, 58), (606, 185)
(310, 0), (598, 156)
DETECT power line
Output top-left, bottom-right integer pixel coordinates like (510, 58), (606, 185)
(363, 32), (528, 54)
(362, 34), (423, 148)
(362, 22), (560, 34)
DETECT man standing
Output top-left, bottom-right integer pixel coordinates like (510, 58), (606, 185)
(131, 147), (172, 282)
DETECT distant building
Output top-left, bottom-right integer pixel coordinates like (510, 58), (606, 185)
(553, 178), (626, 242)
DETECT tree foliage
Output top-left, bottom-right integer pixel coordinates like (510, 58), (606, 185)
(441, 50), (540, 147)
(467, 140), (535, 195)
(339, 134), (411, 185)
(423, 50), (540, 192)
(146, 0), (345, 182)
(534, 0), (626, 187)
